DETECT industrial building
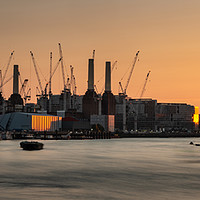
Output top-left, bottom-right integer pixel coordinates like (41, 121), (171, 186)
(91, 115), (115, 132)
(82, 59), (99, 118)
(115, 97), (195, 132)
(0, 112), (61, 132)
(0, 49), (198, 133)
(156, 103), (195, 131)
(62, 116), (90, 131)
(126, 98), (157, 131)
(89, 61), (116, 132)
(101, 61), (116, 115)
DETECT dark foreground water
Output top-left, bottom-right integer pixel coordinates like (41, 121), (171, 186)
(1, 138), (200, 200)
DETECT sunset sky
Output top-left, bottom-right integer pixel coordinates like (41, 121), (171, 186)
(0, 0), (200, 107)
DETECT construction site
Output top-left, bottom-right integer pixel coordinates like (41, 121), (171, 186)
(0, 44), (198, 137)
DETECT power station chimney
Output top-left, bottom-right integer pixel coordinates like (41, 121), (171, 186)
(13, 65), (19, 94)
(88, 59), (94, 90)
(105, 61), (111, 92)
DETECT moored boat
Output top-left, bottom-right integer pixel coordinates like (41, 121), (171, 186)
(20, 141), (44, 150)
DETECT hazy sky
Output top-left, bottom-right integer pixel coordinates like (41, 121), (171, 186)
(1, 0), (200, 106)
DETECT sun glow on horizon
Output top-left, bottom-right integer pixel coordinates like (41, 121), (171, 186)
(193, 106), (199, 124)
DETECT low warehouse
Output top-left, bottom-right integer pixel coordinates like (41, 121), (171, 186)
(0, 112), (62, 132)
(62, 116), (90, 131)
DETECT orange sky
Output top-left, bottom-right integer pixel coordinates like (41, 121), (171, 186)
(1, 0), (200, 107)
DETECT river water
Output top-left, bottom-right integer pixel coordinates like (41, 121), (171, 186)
(1, 138), (200, 200)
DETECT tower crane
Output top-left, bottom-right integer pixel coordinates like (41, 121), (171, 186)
(31, 50), (62, 99)
(69, 65), (78, 95)
(58, 43), (66, 91)
(19, 77), (28, 97)
(30, 51), (43, 96)
(0, 76), (12, 92)
(24, 88), (31, 103)
(48, 57), (62, 86)
(1, 51), (14, 93)
(140, 71), (151, 98)
(19, 73), (31, 104)
(119, 51), (140, 96)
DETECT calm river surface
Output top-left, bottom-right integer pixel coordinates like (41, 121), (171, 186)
(1, 138), (200, 200)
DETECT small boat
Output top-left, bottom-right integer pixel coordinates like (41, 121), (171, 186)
(20, 141), (44, 151)
(189, 142), (200, 146)
(190, 141), (194, 145)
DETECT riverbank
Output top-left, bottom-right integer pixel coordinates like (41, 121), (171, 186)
(117, 131), (200, 138)
(1, 130), (200, 140)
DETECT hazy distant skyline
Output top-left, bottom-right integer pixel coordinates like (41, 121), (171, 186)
(1, 0), (200, 107)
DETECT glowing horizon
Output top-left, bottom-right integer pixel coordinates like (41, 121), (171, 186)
(1, 0), (200, 107)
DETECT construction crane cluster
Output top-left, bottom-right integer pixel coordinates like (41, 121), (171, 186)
(0, 51), (32, 105)
(0, 46), (152, 109)
(30, 43), (77, 105)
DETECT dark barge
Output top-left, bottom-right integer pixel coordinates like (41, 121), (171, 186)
(20, 141), (44, 150)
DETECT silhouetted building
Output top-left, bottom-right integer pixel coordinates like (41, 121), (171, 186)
(102, 62), (116, 115)
(156, 103), (195, 131)
(82, 59), (99, 119)
(7, 65), (23, 112)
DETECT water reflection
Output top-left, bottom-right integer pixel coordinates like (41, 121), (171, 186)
(1, 138), (200, 200)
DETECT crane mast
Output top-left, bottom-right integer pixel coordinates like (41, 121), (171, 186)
(70, 65), (77, 95)
(73, 76), (77, 95)
(49, 52), (52, 96)
(0, 70), (2, 93)
(48, 57), (62, 84)
(70, 65), (74, 94)
(30, 51), (43, 96)
(92, 50), (95, 59)
(123, 50), (140, 95)
(66, 77), (70, 90)
(140, 70), (151, 98)
(58, 43), (66, 90)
